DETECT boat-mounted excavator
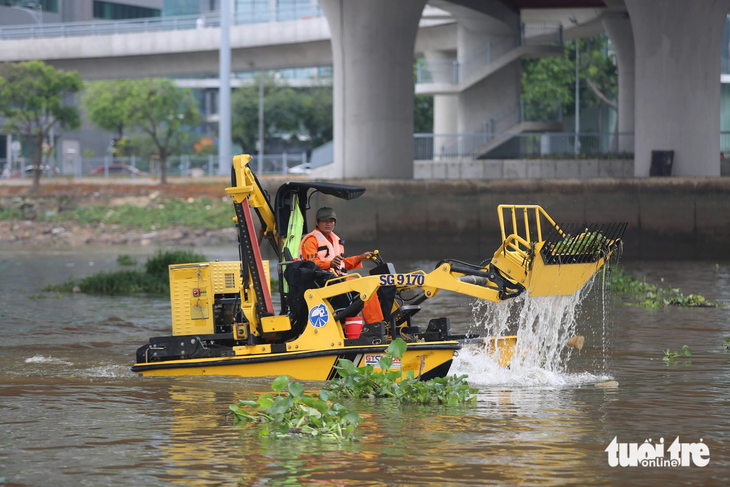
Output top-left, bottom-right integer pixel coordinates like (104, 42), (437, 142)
(131, 154), (627, 380)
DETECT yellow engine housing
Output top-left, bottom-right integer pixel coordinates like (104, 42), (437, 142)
(169, 261), (270, 336)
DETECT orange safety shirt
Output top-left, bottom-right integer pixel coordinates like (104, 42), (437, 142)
(300, 229), (363, 273)
(300, 228), (384, 323)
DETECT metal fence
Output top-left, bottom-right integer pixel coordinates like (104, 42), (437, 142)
(415, 23), (562, 85)
(415, 59), (459, 84)
(0, 153), (308, 179)
(460, 35), (519, 81)
(521, 23), (563, 45)
(414, 132), (635, 160)
(0, 5), (324, 40)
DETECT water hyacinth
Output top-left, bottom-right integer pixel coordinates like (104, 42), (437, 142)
(230, 375), (360, 441)
(325, 339), (478, 405)
(609, 266), (722, 308)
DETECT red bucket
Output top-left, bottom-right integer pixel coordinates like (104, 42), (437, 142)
(344, 317), (364, 339)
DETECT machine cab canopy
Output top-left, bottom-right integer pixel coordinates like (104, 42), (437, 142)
(274, 181), (366, 261)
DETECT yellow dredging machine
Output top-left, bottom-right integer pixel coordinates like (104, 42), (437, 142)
(131, 155), (627, 380)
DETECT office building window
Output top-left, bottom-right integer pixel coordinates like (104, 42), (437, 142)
(93, 1), (161, 20)
(163, 0), (199, 17)
(0, 0), (58, 13)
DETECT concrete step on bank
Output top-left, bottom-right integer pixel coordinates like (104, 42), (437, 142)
(415, 158), (730, 180)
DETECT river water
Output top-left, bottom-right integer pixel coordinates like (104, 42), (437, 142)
(1, 247), (729, 486)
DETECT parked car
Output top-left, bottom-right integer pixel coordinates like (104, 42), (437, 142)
(7, 165), (60, 178)
(89, 163), (146, 176)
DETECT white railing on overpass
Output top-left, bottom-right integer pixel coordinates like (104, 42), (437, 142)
(463, 99), (563, 138)
(0, 5), (323, 41)
(414, 132), (635, 160)
(415, 23), (562, 85)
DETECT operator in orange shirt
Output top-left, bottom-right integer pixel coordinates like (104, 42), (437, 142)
(300, 207), (385, 324)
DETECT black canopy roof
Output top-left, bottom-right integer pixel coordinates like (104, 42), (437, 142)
(273, 181), (366, 256)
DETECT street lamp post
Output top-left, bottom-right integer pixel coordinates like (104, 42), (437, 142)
(218, 0), (232, 175)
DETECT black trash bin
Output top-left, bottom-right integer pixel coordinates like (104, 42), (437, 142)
(650, 150), (674, 176)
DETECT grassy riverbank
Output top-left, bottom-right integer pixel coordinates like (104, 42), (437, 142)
(0, 182), (244, 246)
(0, 197), (234, 231)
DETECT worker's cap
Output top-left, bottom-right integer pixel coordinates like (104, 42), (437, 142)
(316, 207), (337, 222)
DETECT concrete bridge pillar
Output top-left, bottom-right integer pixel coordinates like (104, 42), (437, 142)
(424, 50), (458, 134)
(601, 13), (634, 153)
(626, 0), (730, 177)
(321, 0), (426, 178)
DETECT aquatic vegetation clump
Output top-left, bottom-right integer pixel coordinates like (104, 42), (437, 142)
(43, 249), (206, 295)
(230, 375), (360, 441)
(651, 345), (692, 365)
(552, 228), (607, 255)
(326, 339), (478, 405)
(143, 249), (206, 281)
(230, 340), (477, 440)
(116, 254), (138, 266)
(610, 267), (722, 308)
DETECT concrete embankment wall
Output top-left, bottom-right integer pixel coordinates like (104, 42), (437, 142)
(276, 178), (730, 261)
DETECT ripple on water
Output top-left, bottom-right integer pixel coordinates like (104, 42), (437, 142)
(79, 364), (137, 379)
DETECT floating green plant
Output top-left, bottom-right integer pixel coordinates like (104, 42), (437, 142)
(325, 338), (478, 405)
(651, 345), (692, 365)
(230, 375), (360, 441)
(609, 267), (722, 308)
(230, 339), (479, 440)
(553, 229), (607, 255)
(116, 254), (138, 266)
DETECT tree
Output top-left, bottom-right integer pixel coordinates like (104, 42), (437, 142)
(84, 78), (201, 184)
(0, 61), (82, 191)
(130, 80), (200, 184)
(582, 36), (618, 133)
(125, 79), (200, 184)
(294, 84), (332, 148)
(231, 74), (333, 153)
(414, 94), (433, 133)
(521, 36), (617, 127)
(82, 80), (131, 140)
(412, 60), (434, 133)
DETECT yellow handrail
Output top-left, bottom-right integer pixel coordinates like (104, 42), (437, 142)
(497, 205), (563, 246)
(500, 234), (532, 268)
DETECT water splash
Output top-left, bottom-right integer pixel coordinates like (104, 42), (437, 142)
(25, 355), (74, 365)
(601, 264), (608, 374)
(452, 275), (607, 387)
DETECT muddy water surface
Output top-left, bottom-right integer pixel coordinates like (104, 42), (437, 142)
(1, 247), (729, 486)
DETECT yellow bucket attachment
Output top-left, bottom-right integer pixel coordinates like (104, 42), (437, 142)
(492, 205), (627, 297)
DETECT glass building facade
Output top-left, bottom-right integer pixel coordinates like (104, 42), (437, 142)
(0, 0), (58, 13)
(93, 1), (161, 20)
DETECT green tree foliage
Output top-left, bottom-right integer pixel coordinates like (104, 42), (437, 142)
(296, 84), (333, 148)
(82, 80), (130, 139)
(124, 79), (201, 184)
(522, 36), (617, 128)
(231, 74), (332, 152)
(0, 61), (83, 191)
(83, 78), (200, 184)
(414, 94), (434, 133)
